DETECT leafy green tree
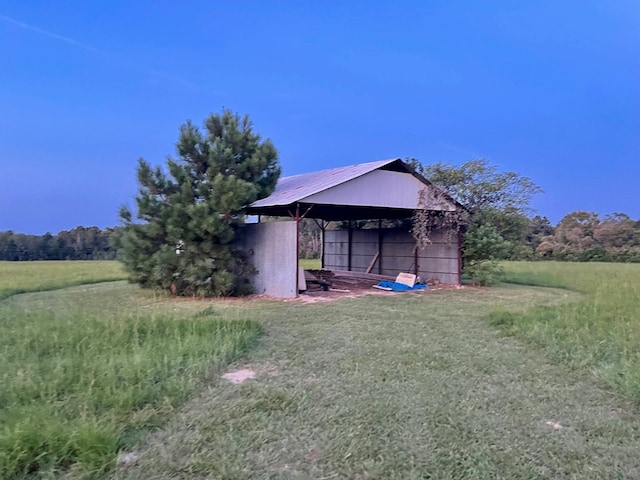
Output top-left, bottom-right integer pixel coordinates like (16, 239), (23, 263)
(117, 109), (280, 296)
(594, 213), (636, 249)
(463, 224), (511, 285)
(404, 157), (426, 176)
(418, 159), (542, 284)
(0, 232), (18, 261)
(482, 207), (531, 259)
(536, 211), (599, 260)
(423, 159), (541, 217)
(526, 215), (554, 254)
(537, 211), (640, 262)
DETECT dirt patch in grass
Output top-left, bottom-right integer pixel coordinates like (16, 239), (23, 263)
(222, 369), (257, 384)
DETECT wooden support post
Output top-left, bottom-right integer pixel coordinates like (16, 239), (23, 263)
(457, 229), (463, 285)
(377, 219), (383, 274)
(347, 220), (353, 272)
(313, 219), (327, 270)
(295, 203), (300, 297)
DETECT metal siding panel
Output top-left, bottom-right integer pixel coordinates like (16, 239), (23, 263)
(325, 230), (348, 242)
(303, 170), (455, 211)
(324, 227), (461, 283)
(417, 244), (459, 258)
(240, 222), (298, 298)
(420, 272), (459, 284)
(351, 243), (379, 256)
(419, 258), (460, 274)
(352, 229), (378, 242)
(251, 159), (399, 207)
(325, 242), (350, 255)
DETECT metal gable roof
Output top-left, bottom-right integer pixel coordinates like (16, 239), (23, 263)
(250, 158), (402, 208)
(247, 158), (464, 221)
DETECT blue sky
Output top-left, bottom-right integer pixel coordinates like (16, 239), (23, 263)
(1, 1), (638, 234)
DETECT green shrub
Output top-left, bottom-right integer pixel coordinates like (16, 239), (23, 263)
(465, 259), (503, 286)
(463, 225), (511, 285)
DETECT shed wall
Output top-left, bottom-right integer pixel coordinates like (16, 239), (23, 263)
(239, 222), (298, 298)
(324, 228), (460, 284)
(303, 170), (454, 211)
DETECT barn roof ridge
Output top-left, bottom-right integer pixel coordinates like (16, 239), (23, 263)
(277, 158), (400, 181)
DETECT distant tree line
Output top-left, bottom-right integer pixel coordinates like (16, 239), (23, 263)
(298, 211), (640, 262)
(535, 211), (640, 262)
(444, 209), (640, 263)
(5, 211), (637, 264)
(0, 227), (120, 261)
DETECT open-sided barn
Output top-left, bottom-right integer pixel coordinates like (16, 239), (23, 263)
(243, 158), (463, 298)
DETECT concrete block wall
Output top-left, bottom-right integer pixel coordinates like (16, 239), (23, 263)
(239, 221), (298, 298)
(324, 227), (460, 284)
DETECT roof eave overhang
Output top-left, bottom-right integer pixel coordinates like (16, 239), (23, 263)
(246, 203), (444, 221)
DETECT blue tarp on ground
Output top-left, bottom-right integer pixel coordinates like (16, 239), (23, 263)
(376, 281), (428, 292)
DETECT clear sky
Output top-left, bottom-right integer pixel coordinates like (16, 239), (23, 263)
(1, 1), (638, 234)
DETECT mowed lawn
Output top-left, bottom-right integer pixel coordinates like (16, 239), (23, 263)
(116, 265), (640, 479)
(3, 261), (640, 478)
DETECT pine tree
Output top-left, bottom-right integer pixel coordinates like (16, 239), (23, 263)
(117, 109), (280, 296)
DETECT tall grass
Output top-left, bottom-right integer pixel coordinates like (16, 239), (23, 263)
(0, 261), (126, 300)
(494, 261), (640, 402)
(0, 309), (261, 478)
(0, 263), (262, 478)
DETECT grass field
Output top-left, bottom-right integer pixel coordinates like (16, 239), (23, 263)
(298, 258), (321, 270)
(0, 266), (261, 478)
(3, 260), (640, 478)
(497, 261), (640, 402)
(0, 260), (127, 300)
(116, 265), (640, 479)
